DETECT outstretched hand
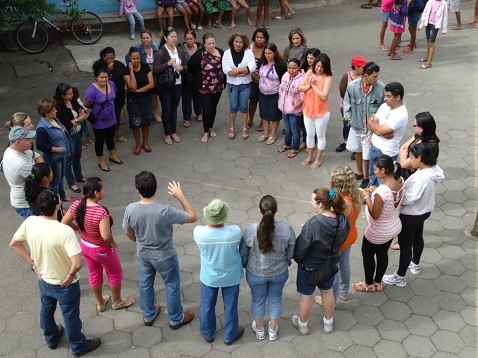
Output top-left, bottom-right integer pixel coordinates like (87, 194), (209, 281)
(168, 181), (184, 199)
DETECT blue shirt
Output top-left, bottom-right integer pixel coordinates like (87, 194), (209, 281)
(193, 225), (243, 287)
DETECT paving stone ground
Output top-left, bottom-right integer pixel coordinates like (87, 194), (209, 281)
(0, 1), (476, 357)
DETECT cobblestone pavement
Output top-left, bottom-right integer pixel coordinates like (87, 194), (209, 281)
(0, 1), (476, 357)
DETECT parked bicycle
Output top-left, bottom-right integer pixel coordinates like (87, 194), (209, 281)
(15, 5), (103, 54)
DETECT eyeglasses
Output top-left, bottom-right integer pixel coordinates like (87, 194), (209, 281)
(412, 124), (419, 127)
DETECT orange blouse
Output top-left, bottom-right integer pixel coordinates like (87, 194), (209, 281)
(302, 71), (330, 118)
(339, 195), (360, 252)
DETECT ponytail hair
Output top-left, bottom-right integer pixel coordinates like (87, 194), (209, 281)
(76, 177), (102, 231)
(256, 195), (277, 254)
(312, 187), (346, 215)
(373, 154), (402, 180)
(24, 163), (51, 202)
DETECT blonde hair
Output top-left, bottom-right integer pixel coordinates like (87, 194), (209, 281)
(330, 165), (362, 210)
(5, 112), (29, 130)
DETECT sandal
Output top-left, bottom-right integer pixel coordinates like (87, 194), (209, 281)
(419, 63), (432, 69)
(257, 124), (264, 132)
(390, 241), (400, 250)
(273, 15), (284, 20)
(171, 133), (181, 143)
(469, 19), (477, 24)
(213, 22), (224, 29)
(242, 128), (249, 139)
(266, 137), (276, 145)
(301, 159), (312, 167)
(134, 147), (142, 155)
(314, 295), (323, 306)
(209, 129), (217, 138)
(182, 120), (190, 128)
(112, 297), (135, 310)
(310, 161), (322, 169)
(164, 136), (173, 145)
(352, 282), (376, 292)
(390, 55), (402, 60)
(401, 47), (414, 54)
(287, 150), (299, 158)
(379, 45), (389, 51)
(450, 25), (463, 30)
(96, 295), (111, 312)
(115, 135), (128, 143)
(360, 4), (373, 8)
(201, 133), (209, 143)
(258, 134), (269, 142)
(278, 145), (292, 153)
(419, 58), (428, 62)
(228, 128), (236, 139)
(196, 114), (203, 122)
(142, 145), (152, 153)
(285, 12), (295, 19)
(373, 282), (383, 292)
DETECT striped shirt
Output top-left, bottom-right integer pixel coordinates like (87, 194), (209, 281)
(69, 200), (110, 246)
(365, 184), (403, 244)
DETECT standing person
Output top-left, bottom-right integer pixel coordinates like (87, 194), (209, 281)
(283, 28), (308, 65)
(54, 83), (88, 194)
(344, 62), (385, 189)
(388, 0), (409, 60)
(156, 0), (176, 38)
(193, 199), (244, 345)
(188, 32), (225, 143)
(62, 178), (135, 312)
(315, 165), (361, 305)
(100, 47), (128, 144)
(84, 59), (123, 172)
(417, 0), (448, 69)
(276, 0), (295, 19)
(123, 47), (155, 155)
(368, 82), (408, 187)
(178, 29), (203, 128)
(9, 190), (101, 357)
(5, 111), (34, 132)
(24, 163), (55, 217)
(72, 87), (95, 149)
(401, 0), (426, 54)
(352, 155), (403, 293)
(118, 0), (145, 40)
(229, 0), (253, 29)
(2, 126), (43, 218)
(298, 53), (333, 169)
(449, 0), (462, 30)
(36, 99), (74, 202)
(469, 0), (478, 28)
(222, 32), (256, 140)
(277, 58), (304, 159)
(383, 144), (444, 287)
(379, 0), (393, 50)
(335, 55), (367, 154)
(256, 0), (271, 28)
(257, 43), (287, 145)
(293, 187), (350, 334)
(240, 195), (296, 341)
(153, 27), (188, 145)
(123, 171), (197, 327)
(248, 28), (269, 131)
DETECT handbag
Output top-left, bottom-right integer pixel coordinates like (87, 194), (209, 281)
(87, 83), (109, 124)
(303, 221), (340, 287)
(155, 66), (178, 90)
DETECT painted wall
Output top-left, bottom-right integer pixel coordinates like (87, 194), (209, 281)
(52, 0), (159, 14)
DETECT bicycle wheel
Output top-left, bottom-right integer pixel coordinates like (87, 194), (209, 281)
(16, 20), (49, 54)
(71, 11), (103, 44)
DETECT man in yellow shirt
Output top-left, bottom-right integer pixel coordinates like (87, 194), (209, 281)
(9, 190), (101, 357)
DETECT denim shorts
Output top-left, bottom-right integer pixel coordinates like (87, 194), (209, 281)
(228, 83), (251, 113)
(381, 11), (390, 22)
(296, 264), (335, 295)
(425, 24), (439, 43)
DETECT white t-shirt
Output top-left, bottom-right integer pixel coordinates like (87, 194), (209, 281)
(166, 46), (182, 85)
(371, 103), (408, 156)
(2, 147), (40, 208)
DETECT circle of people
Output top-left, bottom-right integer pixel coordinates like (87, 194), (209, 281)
(4, 25), (445, 355)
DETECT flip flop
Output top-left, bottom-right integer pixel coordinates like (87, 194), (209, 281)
(196, 114), (203, 122)
(390, 55), (402, 60)
(469, 19), (477, 24)
(401, 47), (414, 54)
(142, 145), (152, 153)
(352, 282), (376, 292)
(112, 297), (135, 310)
(213, 22), (224, 29)
(301, 159), (312, 167)
(285, 12), (295, 19)
(273, 16), (284, 20)
(419, 58), (428, 62)
(450, 25), (463, 30)
(97, 295), (111, 312)
(266, 137), (276, 145)
(287, 150), (299, 158)
(419, 63), (432, 69)
(310, 161), (322, 169)
(361, 4), (373, 8)
(182, 120), (190, 128)
(278, 145), (292, 153)
(228, 24), (237, 30)
(134, 147), (142, 155)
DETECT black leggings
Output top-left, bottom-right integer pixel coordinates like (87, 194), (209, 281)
(361, 236), (393, 285)
(198, 92), (222, 133)
(397, 212), (430, 276)
(92, 124), (115, 157)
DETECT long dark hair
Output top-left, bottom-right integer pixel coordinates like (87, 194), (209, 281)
(409, 143), (437, 166)
(53, 82), (72, 102)
(258, 43), (285, 68)
(24, 163), (51, 201)
(374, 155), (402, 180)
(76, 177), (102, 231)
(256, 195), (277, 254)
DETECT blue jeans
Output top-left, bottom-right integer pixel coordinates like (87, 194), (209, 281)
(48, 157), (67, 199)
(38, 280), (86, 354)
(13, 206), (32, 219)
(65, 132), (83, 186)
(332, 246), (351, 300)
(138, 255), (184, 325)
(159, 84), (182, 135)
(282, 113), (300, 150)
(227, 83), (251, 113)
(124, 11), (145, 36)
(369, 144), (397, 187)
(200, 283), (239, 343)
(246, 270), (288, 319)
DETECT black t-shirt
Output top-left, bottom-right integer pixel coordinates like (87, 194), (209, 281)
(123, 63), (152, 100)
(110, 60), (126, 97)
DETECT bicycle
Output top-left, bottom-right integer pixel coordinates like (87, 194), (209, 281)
(15, 4), (103, 54)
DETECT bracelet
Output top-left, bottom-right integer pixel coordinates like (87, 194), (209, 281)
(364, 196), (370, 200)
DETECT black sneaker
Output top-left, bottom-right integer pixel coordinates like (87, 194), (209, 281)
(359, 179), (370, 190)
(354, 173), (364, 181)
(48, 324), (64, 350)
(74, 338), (101, 357)
(335, 143), (346, 152)
(224, 325), (244, 345)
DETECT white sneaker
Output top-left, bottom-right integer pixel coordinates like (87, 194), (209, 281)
(323, 316), (334, 333)
(251, 320), (265, 340)
(409, 261), (420, 275)
(197, 26), (203, 30)
(191, 23), (197, 29)
(130, 34), (135, 40)
(268, 321), (278, 341)
(291, 314), (309, 335)
(382, 272), (407, 287)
